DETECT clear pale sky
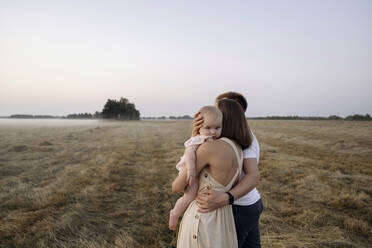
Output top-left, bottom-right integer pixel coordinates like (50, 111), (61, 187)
(1, 0), (371, 117)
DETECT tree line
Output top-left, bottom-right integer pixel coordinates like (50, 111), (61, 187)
(9, 98), (140, 120)
(142, 115), (192, 120)
(247, 114), (371, 121)
(7, 100), (371, 121)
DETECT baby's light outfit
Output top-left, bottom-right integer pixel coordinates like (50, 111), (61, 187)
(176, 135), (211, 172)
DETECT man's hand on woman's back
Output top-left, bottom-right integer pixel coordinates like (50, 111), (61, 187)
(196, 189), (229, 213)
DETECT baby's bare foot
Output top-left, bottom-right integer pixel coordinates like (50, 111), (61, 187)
(169, 210), (179, 230)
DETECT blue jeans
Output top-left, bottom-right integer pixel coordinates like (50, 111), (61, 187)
(232, 199), (263, 248)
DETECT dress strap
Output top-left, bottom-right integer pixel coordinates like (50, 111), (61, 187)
(219, 137), (243, 180)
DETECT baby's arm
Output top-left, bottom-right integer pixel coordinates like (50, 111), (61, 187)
(183, 145), (198, 185)
(172, 142), (211, 193)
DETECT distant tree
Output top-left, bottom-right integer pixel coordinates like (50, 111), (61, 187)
(93, 111), (102, 119)
(67, 113), (93, 119)
(168, 115), (192, 120)
(102, 97), (140, 120)
(11, 115), (56, 119)
(102, 99), (118, 119)
(180, 115), (192, 120)
(11, 115), (33, 118)
(345, 114), (371, 121)
(328, 115), (342, 120)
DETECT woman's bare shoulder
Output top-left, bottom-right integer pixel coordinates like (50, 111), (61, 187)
(197, 139), (232, 154)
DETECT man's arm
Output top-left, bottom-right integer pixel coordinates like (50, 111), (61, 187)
(230, 158), (260, 200)
(195, 158), (259, 212)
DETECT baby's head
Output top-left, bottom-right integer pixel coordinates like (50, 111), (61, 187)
(198, 106), (223, 139)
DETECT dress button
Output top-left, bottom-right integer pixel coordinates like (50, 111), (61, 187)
(195, 214), (199, 219)
(193, 234), (197, 239)
(204, 174), (208, 178)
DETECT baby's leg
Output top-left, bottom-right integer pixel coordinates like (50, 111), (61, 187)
(169, 180), (199, 230)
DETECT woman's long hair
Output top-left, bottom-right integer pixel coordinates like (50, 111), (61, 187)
(217, 99), (252, 149)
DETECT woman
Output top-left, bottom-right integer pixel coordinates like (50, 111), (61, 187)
(172, 99), (252, 248)
(194, 92), (263, 248)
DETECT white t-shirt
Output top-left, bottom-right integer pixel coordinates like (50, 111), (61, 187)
(234, 131), (261, 206)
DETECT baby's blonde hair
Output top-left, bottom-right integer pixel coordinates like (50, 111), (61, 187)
(199, 105), (223, 121)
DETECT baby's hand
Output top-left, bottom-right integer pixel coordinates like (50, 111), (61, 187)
(192, 112), (203, 137)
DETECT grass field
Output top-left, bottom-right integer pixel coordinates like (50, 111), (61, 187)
(0, 119), (371, 247)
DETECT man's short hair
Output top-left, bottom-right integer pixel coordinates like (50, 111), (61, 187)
(215, 92), (247, 112)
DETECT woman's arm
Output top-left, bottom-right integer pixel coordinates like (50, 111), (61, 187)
(195, 158), (259, 212)
(171, 142), (214, 193)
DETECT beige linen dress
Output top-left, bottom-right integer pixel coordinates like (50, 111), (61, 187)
(177, 137), (243, 248)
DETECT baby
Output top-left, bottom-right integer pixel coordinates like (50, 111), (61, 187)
(169, 105), (223, 230)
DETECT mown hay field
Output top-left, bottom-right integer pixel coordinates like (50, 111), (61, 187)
(0, 119), (371, 248)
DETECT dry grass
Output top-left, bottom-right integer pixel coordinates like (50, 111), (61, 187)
(0, 120), (371, 247)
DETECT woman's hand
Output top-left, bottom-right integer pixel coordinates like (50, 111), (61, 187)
(195, 188), (229, 212)
(192, 112), (203, 137)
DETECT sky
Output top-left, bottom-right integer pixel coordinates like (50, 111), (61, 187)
(0, 0), (371, 117)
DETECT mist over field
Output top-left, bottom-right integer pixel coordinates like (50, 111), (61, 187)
(0, 119), (371, 247)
